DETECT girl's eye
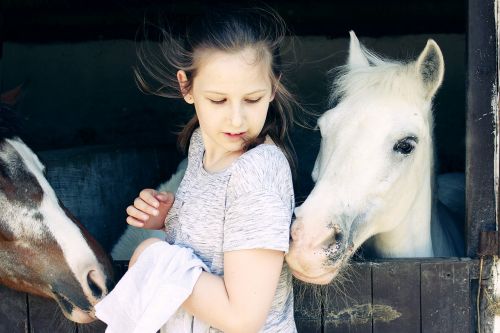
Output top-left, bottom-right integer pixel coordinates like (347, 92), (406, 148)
(245, 97), (262, 104)
(209, 99), (226, 104)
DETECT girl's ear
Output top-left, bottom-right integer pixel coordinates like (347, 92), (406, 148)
(177, 70), (194, 104)
(270, 90), (276, 103)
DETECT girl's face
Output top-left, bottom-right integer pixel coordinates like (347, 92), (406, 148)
(178, 47), (274, 159)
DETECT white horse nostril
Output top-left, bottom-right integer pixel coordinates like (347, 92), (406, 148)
(332, 224), (343, 242)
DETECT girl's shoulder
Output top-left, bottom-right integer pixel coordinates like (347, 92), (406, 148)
(187, 128), (204, 159)
(227, 143), (293, 199)
(235, 143), (290, 174)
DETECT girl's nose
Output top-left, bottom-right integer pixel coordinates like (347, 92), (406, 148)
(230, 105), (244, 127)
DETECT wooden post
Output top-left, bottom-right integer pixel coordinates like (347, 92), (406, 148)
(467, 0), (497, 257)
(0, 3), (4, 92)
(467, 0), (498, 331)
(492, 1), (500, 333)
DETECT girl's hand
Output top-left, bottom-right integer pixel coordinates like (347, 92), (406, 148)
(126, 189), (174, 230)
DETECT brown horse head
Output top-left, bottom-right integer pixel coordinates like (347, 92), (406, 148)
(0, 90), (114, 323)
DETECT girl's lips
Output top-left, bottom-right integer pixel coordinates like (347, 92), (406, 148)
(224, 132), (246, 139)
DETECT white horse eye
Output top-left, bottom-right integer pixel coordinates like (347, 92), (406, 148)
(393, 136), (418, 155)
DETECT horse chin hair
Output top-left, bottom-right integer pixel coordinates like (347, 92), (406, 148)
(324, 257), (358, 305)
(293, 278), (325, 313)
(292, 256), (355, 311)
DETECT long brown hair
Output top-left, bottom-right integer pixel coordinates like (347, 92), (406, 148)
(134, 6), (300, 173)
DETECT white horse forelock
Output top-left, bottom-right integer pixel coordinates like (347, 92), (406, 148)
(329, 55), (429, 109)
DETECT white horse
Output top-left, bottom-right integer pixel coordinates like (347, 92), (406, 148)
(285, 32), (464, 285)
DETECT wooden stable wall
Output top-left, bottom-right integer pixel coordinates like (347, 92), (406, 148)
(295, 259), (476, 333)
(0, 258), (476, 333)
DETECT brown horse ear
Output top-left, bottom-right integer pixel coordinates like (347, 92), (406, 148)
(1, 84), (23, 106)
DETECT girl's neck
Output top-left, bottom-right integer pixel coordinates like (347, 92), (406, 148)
(203, 150), (242, 173)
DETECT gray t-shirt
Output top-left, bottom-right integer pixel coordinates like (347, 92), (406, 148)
(163, 128), (296, 332)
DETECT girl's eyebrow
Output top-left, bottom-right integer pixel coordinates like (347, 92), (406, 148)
(203, 89), (268, 95)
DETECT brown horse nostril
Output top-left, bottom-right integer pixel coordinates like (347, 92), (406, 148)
(87, 270), (104, 299)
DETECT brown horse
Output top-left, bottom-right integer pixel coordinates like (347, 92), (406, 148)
(0, 87), (114, 323)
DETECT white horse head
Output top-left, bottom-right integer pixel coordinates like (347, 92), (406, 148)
(286, 32), (446, 284)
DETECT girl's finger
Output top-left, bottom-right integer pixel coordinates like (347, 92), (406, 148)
(139, 189), (160, 208)
(155, 192), (174, 203)
(126, 216), (145, 228)
(126, 205), (150, 221)
(134, 197), (159, 216)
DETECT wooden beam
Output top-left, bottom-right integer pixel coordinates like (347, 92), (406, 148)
(466, 0), (497, 257)
(466, 1), (498, 332)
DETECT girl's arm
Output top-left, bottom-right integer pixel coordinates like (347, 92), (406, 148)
(182, 248), (284, 333)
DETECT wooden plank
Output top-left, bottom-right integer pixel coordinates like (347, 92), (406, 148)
(372, 261), (420, 333)
(0, 285), (28, 332)
(421, 261), (470, 333)
(324, 262), (372, 333)
(293, 279), (322, 333)
(28, 294), (76, 333)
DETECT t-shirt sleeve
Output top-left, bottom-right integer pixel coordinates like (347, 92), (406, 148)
(223, 189), (292, 253)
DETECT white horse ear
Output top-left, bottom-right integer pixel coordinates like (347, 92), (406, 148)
(348, 31), (369, 68)
(416, 39), (444, 100)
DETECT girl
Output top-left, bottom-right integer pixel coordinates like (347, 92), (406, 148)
(125, 7), (299, 333)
